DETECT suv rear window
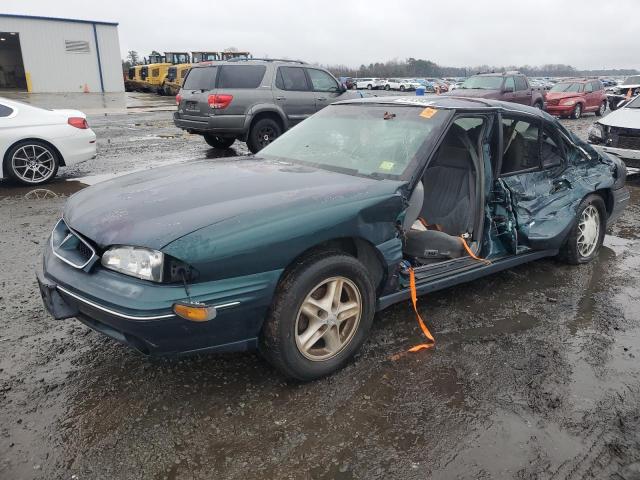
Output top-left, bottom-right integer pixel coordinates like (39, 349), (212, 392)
(183, 66), (217, 90)
(218, 65), (266, 89)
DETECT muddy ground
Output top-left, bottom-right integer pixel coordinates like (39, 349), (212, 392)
(1, 97), (640, 480)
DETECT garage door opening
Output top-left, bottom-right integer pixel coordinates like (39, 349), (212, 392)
(0, 32), (27, 90)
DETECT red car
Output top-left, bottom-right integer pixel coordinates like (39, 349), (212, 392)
(544, 79), (607, 119)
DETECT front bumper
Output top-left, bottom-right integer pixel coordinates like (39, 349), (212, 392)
(37, 241), (282, 356)
(545, 104), (575, 116)
(590, 143), (640, 169)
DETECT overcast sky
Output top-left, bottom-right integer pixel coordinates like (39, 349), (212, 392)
(3, 0), (639, 69)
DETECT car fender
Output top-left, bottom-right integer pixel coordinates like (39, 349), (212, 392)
(243, 104), (289, 132)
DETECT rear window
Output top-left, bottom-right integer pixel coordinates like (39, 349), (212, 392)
(182, 66), (217, 90)
(0, 104), (14, 117)
(218, 65), (266, 89)
(514, 76), (527, 91)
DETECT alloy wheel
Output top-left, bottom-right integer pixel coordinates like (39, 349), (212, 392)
(11, 145), (56, 184)
(573, 104), (582, 119)
(577, 205), (600, 258)
(599, 102), (606, 115)
(295, 276), (362, 361)
(257, 126), (276, 148)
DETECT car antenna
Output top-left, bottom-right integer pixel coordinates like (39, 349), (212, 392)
(181, 271), (192, 302)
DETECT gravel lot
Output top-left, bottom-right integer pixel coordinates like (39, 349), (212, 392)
(1, 95), (639, 480)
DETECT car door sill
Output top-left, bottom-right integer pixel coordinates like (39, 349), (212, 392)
(376, 249), (558, 311)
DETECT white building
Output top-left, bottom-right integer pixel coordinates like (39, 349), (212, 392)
(0, 13), (124, 93)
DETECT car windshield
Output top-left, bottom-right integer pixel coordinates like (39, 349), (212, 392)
(550, 82), (583, 93)
(259, 104), (452, 180)
(626, 95), (640, 109)
(460, 76), (503, 90)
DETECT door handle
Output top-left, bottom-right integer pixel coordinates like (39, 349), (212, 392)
(317, 97), (327, 101)
(275, 96), (286, 101)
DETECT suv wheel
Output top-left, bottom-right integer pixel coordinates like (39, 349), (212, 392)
(572, 103), (582, 119)
(559, 195), (606, 265)
(203, 134), (235, 149)
(247, 118), (282, 154)
(384, 84), (390, 91)
(595, 101), (607, 117)
(367, 84), (373, 90)
(259, 251), (375, 381)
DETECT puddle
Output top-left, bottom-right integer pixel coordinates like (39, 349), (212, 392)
(0, 179), (88, 200)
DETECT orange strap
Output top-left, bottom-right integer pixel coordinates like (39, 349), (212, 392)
(408, 268), (435, 352)
(459, 237), (491, 265)
(418, 217), (442, 232)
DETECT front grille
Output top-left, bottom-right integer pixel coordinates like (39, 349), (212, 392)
(51, 219), (96, 269)
(608, 126), (640, 150)
(546, 99), (559, 106)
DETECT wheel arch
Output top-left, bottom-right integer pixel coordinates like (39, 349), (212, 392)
(2, 137), (65, 175)
(594, 188), (614, 218)
(245, 107), (287, 137)
(278, 237), (387, 294)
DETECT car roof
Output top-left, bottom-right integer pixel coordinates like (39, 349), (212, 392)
(334, 95), (550, 118)
(190, 58), (307, 68)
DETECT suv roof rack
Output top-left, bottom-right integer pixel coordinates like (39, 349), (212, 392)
(227, 57), (307, 64)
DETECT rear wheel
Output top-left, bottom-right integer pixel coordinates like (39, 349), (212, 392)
(533, 100), (543, 110)
(4, 140), (59, 186)
(572, 103), (582, 119)
(399, 85), (405, 92)
(559, 195), (606, 265)
(247, 118), (282, 154)
(367, 84), (373, 90)
(595, 101), (607, 117)
(384, 84), (390, 91)
(259, 251), (375, 381)
(203, 134), (235, 149)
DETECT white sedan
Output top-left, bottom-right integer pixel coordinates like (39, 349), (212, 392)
(0, 97), (96, 185)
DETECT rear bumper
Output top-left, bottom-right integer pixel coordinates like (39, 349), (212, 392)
(173, 112), (247, 136)
(58, 129), (97, 166)
(37, 240), (281, 356)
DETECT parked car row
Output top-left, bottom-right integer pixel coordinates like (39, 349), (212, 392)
(349, 77), (453, 92)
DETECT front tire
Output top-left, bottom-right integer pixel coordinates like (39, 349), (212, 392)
(247, 118), (281, 154)
(559, 194), (606, 265)
(384, 84), (390, 91)
(367, 84), (373, 90)
(4, 140), (59, 186)
(572, 103), (582, 119)
(203, 134), (235, 149)
(259, 251), (375, 381)
(399, 85), (405, 92)
(595, 101), (607, 117)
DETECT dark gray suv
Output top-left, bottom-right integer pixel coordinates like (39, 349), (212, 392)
(173, 59), (357, 153)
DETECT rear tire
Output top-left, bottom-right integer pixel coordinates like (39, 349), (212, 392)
(247, 118), (282, 154)
(259, 251), (375, 381)
(203, 134), (235, 149)
(4, 140), (59, 186)
(533, 100), (543, 110)
(367, 84), (373, 90)
(559, 194), (606, 265)
(400, 85), (405, 92)
(572, 103), (582, 119)
(384, 84), (390, 91)
(595, 101), (607, 117)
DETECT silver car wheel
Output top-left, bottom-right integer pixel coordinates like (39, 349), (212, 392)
(577, 205), (600, 258)
(11, 145), (56, 184)
(295, 276), (362, 362)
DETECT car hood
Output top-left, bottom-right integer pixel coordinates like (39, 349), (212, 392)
(598, 106), (640, 129)
(64, 158), (403, 250)
(444, 88), (501, 99)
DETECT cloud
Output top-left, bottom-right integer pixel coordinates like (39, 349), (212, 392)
(3, 0), (639, 69)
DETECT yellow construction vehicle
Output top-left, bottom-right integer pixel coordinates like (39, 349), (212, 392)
(191, 51), (221, 63)
(158, 52), (192, 95)
(220, 51), (251, 60)
(124, 65), (144, 92)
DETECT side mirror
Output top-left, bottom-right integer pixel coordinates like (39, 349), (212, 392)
(339, 83), (347, 93)
(503, 86), (514, 93)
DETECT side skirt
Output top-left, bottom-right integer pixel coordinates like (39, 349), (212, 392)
(376, 249), (558, 311)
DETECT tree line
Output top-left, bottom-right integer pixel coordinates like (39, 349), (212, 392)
(324, 58), (639, 79)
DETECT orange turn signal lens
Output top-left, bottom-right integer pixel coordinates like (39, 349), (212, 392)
(173, 303), (216, 322)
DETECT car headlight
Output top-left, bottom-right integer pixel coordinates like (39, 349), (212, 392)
(560, 99), (576, 106)
(588, 123), (604, 140)
(102, 246), (164, 282)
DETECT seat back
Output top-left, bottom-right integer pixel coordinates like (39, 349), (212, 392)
(420, 142), (476, 236)
(402, 180), (424, 230)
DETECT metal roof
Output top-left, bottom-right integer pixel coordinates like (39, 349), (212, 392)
(0, 13), (118, 27)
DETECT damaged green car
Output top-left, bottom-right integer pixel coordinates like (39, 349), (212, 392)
(37, 96), (629, 381)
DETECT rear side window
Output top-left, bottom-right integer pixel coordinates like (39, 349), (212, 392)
(514, 76), (527, 91)
(500, 117), (540, 175)
(541, 126), (564, 168)
(504, 76), (515, 91)
(585, 82), (593, 93)
(592, 81), (602, 91)
(218, 65), (266, 89)
(0, 104), (14, 117)
(183, 66), (217, 90)
(276, 67), (309, 91)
